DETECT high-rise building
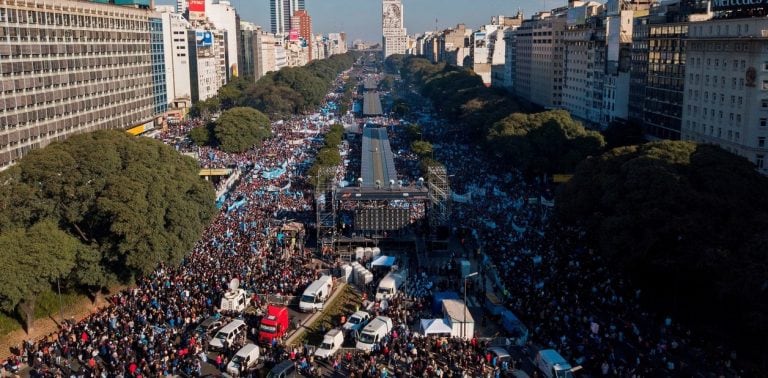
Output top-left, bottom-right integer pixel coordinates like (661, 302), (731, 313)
(160, 9), (192, 103)
(682, 16), (768, 173)
(0, 0), (158, 168)
(149, 16), (168, 115)
(270, 0), (304, 36)
(188, 28), (227, 102)
(203, 0), (240, 79)
(515, 9), (567, 109)
(291, 10), (312, 62)
(382, 0), (407, 58)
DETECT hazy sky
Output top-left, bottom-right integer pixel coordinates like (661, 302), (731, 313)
(157, 0), (563, 42)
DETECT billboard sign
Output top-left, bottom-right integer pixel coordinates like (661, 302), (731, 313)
(712, 0), (768, 11)
(196, 31), (213, 47)
(189, 0), (205, 12)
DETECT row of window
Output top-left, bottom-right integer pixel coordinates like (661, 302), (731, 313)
(0, 8), (147, 31)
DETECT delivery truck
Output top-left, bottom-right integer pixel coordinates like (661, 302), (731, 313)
(259, 305), (290, 344)
(299, 275), (333, 312)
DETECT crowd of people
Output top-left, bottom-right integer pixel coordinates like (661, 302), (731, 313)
(2, 71), (356, 377)
(1, 63), (746, 378)
(420, 108), (743, 376)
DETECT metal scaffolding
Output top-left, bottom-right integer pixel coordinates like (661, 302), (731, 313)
(315, 166), (338, 251)
(427, 164), (450, 232)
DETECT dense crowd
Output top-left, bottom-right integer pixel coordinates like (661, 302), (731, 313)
(422, 113), (742, 376)
(2, 80), (352, 377)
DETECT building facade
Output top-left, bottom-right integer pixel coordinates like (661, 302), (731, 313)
(149, 16), (168, 115)
(188, 28), (227, 101)
(291, 9), (311, 62)
(204, 0), (240, 79)
(160, 10), (192, 104)
(0, 0), (156, 168)
(682, 16), (768, 173)
(382, 0), (407, 58)
(270, 0), (304, 36)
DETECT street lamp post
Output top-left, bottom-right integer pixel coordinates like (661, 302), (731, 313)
(463, 272), (478, 339)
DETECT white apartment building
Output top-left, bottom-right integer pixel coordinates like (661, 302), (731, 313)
(204, 0), (239, 78)
(682, 17), (768, 173)
(188, 28), (227, 101)
(515, 10), (567, 109)
(563, 2), (603, 124)
(160, 9), (192, 103)
(0, 0), (156, 168)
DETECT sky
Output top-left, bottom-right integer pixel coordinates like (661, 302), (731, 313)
(156, 0), (561, 42)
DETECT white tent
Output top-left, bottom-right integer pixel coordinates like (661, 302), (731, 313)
(420, 318), (453, 336)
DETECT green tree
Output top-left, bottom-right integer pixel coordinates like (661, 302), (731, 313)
(411, 140), (433, 158)
(0, 220), (78, 331)
(189, 125), (213, 146)
(4, 130), (216, 287)
(555, 140), (768, 358)
(487, 110), (605, 173)
(214, 107), (272, 153)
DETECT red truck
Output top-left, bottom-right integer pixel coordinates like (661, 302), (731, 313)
(258, 305), (290, 344)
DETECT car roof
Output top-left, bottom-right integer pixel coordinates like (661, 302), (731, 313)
(488, 347), (510, 357)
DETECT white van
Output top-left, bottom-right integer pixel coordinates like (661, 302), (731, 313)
(536, 349), (575, 378)
(209, 319), (247, 351)
(299, 275), (333, 312)
(356, 316), (393, 352)
(375, 271), (406, 301)
(314, 329), (344, 360)
(226, 343), (260, 376)
(220, 288), (252, 313)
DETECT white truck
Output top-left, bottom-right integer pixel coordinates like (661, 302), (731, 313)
(299, 275), (333, 312)
(220, 278), (252, 312)
(375, 271), (406, 301)
(356, 316), (393, 352)
(226, 343), (260, 376)
(536, 349), (575, 378)
(314, 329), (344, 360)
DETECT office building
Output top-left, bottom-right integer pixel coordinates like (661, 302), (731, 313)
(270, 0), (304, 36)
(0, 0), (157, 168)
(682, 16), (768, 173)
(188, 28), (227, 102)
(563, 2), (605, 124)
(515, 9), (568, 109)
(382, 0), (407, 58)
(160, 9), (192, 103)
(204, 0), (240, 78)
(291, 9), (312, 62)
(149, 16), (168, 115)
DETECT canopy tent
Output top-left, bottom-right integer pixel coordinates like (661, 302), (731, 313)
(420, 318), (453, 336)
(371, 255), (396, 268)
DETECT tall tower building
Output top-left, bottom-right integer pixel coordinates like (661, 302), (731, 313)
(382, 0), (407, 58)
(270, 0), (305, 35)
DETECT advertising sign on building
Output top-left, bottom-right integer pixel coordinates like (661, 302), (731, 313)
(189, 0), (205, 12)
(196, 31), (213, 47)
(712, 0), (768, 11)
(289, 30), (299, 41)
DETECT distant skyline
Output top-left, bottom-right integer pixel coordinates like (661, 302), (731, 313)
(156, 0), (563, 42)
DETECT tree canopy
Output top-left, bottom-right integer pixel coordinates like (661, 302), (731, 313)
(202, 53), (358, 120)
(487, 110), (606, 174)
(0, 130), (216, 328)
(214, 107), (272, 153)
(555, 140), (768, 354)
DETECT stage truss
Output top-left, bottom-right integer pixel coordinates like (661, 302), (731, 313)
(427, 164), (450, 233)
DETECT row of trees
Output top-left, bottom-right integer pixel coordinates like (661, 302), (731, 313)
(191, 53), (358, 120)
(387, 55), (604, 174)
(189, 107), (272, 153)
(556, 141), (768, 364)
(0, 131), (215, 330)
(308, 124), (344, 187)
